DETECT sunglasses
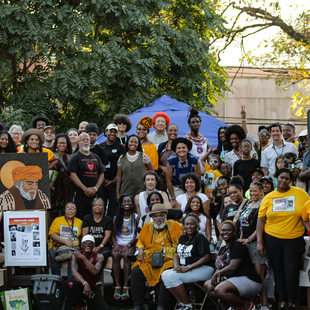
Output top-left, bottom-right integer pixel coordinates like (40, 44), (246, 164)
(258, 132), (270, 137)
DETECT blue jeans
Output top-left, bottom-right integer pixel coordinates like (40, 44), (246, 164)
(49, 247), (78, 282)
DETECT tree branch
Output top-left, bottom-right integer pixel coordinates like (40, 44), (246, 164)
(233, 4), (310, 46)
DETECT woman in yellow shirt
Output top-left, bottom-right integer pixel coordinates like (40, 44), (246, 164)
(136, 117), (159, 170)
(257, 168), (310, 310)
(19, 129), (58, 169)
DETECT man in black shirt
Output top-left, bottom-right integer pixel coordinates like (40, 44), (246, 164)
(68, 133), (105, 219)
(99, 124), (125, 217)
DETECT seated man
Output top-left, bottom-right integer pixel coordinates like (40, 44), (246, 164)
(131, 204), (182, 310)
(65, 235), (109, 310)
(204, 221), (261, 310)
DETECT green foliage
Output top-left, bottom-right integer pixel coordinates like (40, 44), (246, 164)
(0, 0), (227, 131)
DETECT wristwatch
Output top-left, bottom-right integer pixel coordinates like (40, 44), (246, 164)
(187, 264), (193, 270)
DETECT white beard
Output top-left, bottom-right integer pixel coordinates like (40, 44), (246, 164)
(154, 220), (167, 230)
(15, 182), (37, 201)
(82, 145), (90, 152)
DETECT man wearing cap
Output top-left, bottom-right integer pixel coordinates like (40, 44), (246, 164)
(86, 123), (107, 167)
(147, 112), (171, 149)
(42, 125), (55, 150)
(68, 133), (105, 219)
(0, 165), (50, 210)
(66, 234), (109, 310)
(99, 124), (125, 217)
(131, 203), (182, 309)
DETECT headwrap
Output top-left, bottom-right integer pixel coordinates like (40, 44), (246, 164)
(137, 116), (152, 130)
(12, 166), (43, 182)
(152, 112), (170, 128)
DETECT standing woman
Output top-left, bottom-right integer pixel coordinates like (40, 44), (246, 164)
(8, 125), (23, 152)
(19, 129), (58, 169)
(257, 168), (310, 310)
(82, 198), (113, 266)
(116, 134), (153, 201)
(136, 116), (159, 170)
(66, 128), (79, 153)
(166, 138), (201, 208)
(113, 114), (132, 146)
(214, 126), (231, 162)
(112, 194), (139, 301)
(185, 108), (209, 159)
(238, 181), (268, 309)
(51, 134), (73, 210)
(158, 123), (178, 191)
(0, 131), (17, 153)
(220, 176), (249, 223)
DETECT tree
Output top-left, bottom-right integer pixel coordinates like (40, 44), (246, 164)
(0, 0), (228, 131)
(212, 0), (310, 119)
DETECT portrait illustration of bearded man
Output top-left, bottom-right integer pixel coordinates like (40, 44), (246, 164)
(0, 165), (50, 210)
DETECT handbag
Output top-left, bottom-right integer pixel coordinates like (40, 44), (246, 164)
(150, 225), (173, 268)
(0, 287), (32, 310)
(151, 251), (164, 268)
(53, 245), (72, 262)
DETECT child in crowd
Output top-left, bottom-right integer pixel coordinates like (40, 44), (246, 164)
(219, 162), (232, 178)
(112, 194), (139, 301)
(202, 151), (222, 199)
(185, 195), (208, 237)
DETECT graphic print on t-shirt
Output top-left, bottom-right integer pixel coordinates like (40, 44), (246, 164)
(272, 196), (295, 212)
(81, 158), (98, 178)
(177, 244), (193, 265)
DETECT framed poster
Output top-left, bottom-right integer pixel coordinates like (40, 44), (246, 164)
(4, 211), (47, 266)
(0, 153), (50, 211)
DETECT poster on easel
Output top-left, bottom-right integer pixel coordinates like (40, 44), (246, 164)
(4, 211), (47, 266)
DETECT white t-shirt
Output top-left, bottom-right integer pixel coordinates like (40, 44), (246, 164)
(261, 141), (298, 176)
(176, 193), (208, 212)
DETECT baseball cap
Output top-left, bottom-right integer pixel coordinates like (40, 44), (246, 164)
(81, 235), (95, 243)
(298, 129), (308, 138)
(105, 124), (118, 132)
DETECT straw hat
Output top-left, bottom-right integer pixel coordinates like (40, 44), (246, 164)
(148, 203), (168, 217)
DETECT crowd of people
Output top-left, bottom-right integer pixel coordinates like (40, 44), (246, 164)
(1, 108), (310, 310)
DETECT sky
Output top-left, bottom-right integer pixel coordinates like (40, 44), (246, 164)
(218, 1), (309, 67)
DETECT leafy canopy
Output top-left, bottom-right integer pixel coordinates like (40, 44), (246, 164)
(0, 0), (228, 131)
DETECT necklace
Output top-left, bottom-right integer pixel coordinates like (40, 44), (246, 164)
(186, 132), (207, 154)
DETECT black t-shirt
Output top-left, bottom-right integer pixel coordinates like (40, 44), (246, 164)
(221, 203), (240, 222)
(215, 240), (260, 282)
(67, 152), (105, 191)
(228, 240), (260, 283)
(176, 232), (210, 266)
(233, 158), (260, 191)
(91, 145), (108, 168)
(238, 203), (260, 238)
(99, 141), (125, 180)
(82, 214), (113, 247)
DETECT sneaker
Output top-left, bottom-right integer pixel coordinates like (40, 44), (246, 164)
(260, 306), (270, 310)
(181, 305), (193, 310)
(248, 302), (256, 310)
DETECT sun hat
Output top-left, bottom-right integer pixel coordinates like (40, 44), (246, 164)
(22, 129), (45, 145)
(148, 203), (168, 217)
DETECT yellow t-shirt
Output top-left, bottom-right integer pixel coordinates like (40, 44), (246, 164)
(18, 146), (54, 162)
(142, 143), (159, 170)
(48, 216), (82, 249)
(258, 186), (310, 239)
(203, 163), (222, 196)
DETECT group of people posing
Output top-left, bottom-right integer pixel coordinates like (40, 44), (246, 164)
(1, 108), (310, 310)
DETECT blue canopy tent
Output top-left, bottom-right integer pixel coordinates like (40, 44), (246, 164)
(97, 95), (227, 146)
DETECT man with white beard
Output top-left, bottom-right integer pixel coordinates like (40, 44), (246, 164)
(68, 133), (105, 219)
(131, 203), (182, 310)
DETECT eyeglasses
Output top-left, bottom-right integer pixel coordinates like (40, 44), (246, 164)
(258, 132), (270, 137)
(137, 127), (147, 131)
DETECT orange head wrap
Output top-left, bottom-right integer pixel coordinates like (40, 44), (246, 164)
(137, 116), (152, 130)
(12, 166), (43, 182)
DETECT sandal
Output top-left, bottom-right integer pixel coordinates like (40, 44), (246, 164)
(121, 286), (130, 301)
(113, 287), (122, 300)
